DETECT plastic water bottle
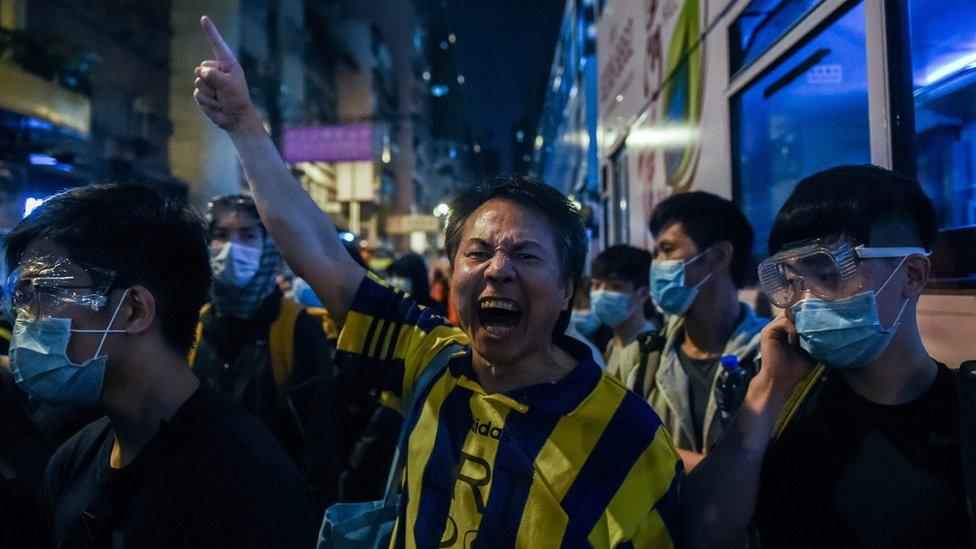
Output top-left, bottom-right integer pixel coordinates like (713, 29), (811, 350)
(716, 354), (749, 427)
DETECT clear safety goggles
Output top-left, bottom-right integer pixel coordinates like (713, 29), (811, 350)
(2, 256), (116, 322)
(758, 235), (928, 308)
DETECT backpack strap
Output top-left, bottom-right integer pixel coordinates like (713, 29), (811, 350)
(771, 364), (827, 439)
(383, 343), (465, 505)
(954, 361), (976, 541)
(187, 303), (212, 366)
(269, 297), (303, 389)
(632, 331), (666, 397)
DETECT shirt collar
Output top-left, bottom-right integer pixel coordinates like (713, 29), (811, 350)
(455, 335), (603, 416)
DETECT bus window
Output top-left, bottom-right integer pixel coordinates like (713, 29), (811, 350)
(731, 2), (869, 259)
(909, 0), (976, 232)
(730, 0), (824, 75)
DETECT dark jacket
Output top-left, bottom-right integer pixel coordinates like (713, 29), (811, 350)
(190, 292), (341, 511)
(0, 369), (52, 547)
(41, 386), (316, 547)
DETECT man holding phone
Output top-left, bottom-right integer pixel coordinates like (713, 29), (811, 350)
(682, 165), (971, 547)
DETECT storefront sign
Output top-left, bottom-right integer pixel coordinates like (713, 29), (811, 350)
(282, 124), (374, 163)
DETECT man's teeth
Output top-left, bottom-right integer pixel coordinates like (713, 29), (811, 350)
(480, 299), (520, 311)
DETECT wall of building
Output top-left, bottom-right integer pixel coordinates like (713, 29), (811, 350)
(169, 0), (243, 205)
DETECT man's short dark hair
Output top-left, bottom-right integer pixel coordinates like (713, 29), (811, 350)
(5, 183), (211, 353)
(592, 245), (652, 290)
(444, 174), (588, 337)
(768, 165), (937, 255)
(649, 191), (755, 288)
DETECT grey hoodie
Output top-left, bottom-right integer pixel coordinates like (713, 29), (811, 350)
(625, 303), (769, 453)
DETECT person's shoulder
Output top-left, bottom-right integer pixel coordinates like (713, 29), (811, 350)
(49, 416), (111, 469)
(925, 362), (962, 409)
(587, 372), (667, 431)
(193, 387), (293, 459)
(735, 303), (770, 341)
(176, 390), (315, 531)
(43, 416), (111, 502)
(297, 302), (340, 340)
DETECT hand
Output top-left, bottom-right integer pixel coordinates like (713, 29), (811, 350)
(756, 315), (816, 393)
(194, 16), (258, 132)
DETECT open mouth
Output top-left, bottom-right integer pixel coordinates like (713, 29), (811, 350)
(477, 298), (522, 335)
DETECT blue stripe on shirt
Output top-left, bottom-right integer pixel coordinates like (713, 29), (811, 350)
(412, 384), (475, 546)
(559, 392), (663, 542)
(476, 408), (561, 545)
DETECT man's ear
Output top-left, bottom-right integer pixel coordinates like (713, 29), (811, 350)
(121, 286), (156, 335)
(562, 278), (576, 310)
(709, 241), (734, 274)
(902, 255), (930, 298)
(634, 284), (650, 304)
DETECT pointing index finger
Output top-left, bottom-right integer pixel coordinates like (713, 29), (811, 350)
(200, 15), (237, 70)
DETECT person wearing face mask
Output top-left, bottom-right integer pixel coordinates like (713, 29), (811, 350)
(7, 184), (314, 547)
(190, 193), (342, 512)
(683, 165), (972, 548)
(385, 252), (442, 313)
(621, 192), (768, 469)
(623, 192), (769, 470)
(590, 246), (659, 379)
(565, 277), (609, 370)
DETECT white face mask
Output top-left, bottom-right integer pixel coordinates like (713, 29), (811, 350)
(211, 242), (262, 288)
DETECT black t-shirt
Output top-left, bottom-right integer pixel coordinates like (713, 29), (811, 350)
(676, 346), (719, 450)
(755, 364), (971, 548)
(41, 385), (316, 548)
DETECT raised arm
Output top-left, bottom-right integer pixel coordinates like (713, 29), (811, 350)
(681, 316), (814, 547)
(193, 15), (364, 322)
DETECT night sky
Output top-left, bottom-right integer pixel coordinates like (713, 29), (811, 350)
(447, 0), (567, 172)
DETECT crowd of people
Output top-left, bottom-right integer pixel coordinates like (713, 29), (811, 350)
(0, 14), (969, 548)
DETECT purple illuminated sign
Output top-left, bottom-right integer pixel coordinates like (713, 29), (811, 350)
(282, 124), (374, 163)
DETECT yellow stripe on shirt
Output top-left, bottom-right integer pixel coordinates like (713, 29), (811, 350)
(515, 378), (628, 545)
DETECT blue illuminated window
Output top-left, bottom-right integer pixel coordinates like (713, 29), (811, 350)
(732, 2), (869, 258)
(729, 0), (824, 74)
(909, 0), (976, 231)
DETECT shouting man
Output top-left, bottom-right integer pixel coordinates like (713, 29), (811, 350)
(194, 16), (681, 547)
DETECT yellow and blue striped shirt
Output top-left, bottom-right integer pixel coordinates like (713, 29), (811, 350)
(337, 273), (683, 547)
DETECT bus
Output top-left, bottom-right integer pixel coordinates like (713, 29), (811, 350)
(534, 0), (976, 369)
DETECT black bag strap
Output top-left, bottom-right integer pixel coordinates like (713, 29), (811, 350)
(632, 331), (666, 396)
(955, 360), (976, 546)
(382, 343), (465, 504)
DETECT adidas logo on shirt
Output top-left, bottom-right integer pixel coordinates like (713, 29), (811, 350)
(470, 417), (512, 443)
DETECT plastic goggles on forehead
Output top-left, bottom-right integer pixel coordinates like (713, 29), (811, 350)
(208, 194), (258, 217)
(2, 257), (116, 322)
(758, 235), (927, 308)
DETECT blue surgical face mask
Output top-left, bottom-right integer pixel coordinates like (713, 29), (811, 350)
(570, 309), (601, 337)
(211, 242), (262, 288)
(793, 258), (911, 369)
(10, 289), (129, 405)
(650, 250), (712, 316)
(590, 289), (634, 328)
